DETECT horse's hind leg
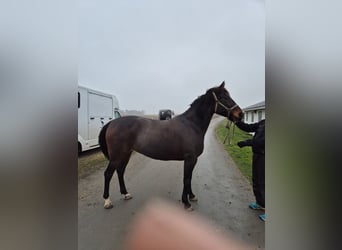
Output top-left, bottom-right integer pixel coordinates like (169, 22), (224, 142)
(116, 152), (132, 200)
(103, 161), (116, 209)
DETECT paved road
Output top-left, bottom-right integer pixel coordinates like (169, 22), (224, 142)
(78, 117), (265, 250)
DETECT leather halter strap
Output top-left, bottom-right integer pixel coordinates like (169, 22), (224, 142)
(212, 91), (238, 117)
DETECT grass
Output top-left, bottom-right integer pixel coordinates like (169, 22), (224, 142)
(78, 148), (108, 179)
(216, 120), (253, 183)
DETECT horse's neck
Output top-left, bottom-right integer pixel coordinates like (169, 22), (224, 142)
(182, 96), (215, 135)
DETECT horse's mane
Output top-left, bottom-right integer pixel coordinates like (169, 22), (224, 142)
(189, 94), (207, 108)
(184, 87), (216, 116)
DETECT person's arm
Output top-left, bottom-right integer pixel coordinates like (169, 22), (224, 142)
(252, 136), (265, 150)
(251, 124), (265, 151)
(237, 139), (253, 148)
(235, 120), (259, 133)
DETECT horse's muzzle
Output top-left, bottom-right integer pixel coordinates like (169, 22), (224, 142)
(230, 108), (243, 122)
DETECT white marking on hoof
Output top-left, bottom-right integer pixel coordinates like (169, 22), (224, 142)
(186, 206), (194, 212)
(122, 193), (133, 200)
(104, 199), (113, 209)
(189, 196), (198, 202)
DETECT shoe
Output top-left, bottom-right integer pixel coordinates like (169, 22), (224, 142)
(249, 202), (265, 210)
(259, 213), (266, 222)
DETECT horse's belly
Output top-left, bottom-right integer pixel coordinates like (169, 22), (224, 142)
(133, 137), (184, 161)
(134, 136), (204, 161)
(135, 144), (184, 161)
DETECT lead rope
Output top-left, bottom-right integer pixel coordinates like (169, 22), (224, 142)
(212, 91), (237, 145)
(223, 119), (236, 145)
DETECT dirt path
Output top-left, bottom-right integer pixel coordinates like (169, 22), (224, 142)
(78, 117), (265, 250)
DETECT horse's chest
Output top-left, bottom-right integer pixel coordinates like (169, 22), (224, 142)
(194, 142), (204, 156)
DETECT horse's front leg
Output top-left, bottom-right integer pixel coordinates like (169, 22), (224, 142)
(189, 169), (198, 202)
(182, 156), (197, 211)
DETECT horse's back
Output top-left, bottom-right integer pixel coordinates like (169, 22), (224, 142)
(108, 115), (144, 130)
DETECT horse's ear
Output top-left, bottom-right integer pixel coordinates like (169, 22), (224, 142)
(219, 81), (225, 88)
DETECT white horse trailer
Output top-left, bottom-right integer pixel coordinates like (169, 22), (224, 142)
(78, 85), (121, 153)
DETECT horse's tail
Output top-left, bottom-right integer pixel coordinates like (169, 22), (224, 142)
(99, 122), (110, 159)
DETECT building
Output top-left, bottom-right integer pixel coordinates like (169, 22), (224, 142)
(243, 100), (265, 123)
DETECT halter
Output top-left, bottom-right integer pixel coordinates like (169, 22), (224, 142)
(212, 91), (238, 118)
(212, 91), (239, 145)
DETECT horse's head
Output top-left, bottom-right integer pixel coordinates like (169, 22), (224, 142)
(209, 81), (243, 122)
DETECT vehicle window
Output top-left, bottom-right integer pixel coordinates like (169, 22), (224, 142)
(114, 111), (121, 118)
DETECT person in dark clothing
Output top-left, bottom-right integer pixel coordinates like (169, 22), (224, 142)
(236, 119), (265, 222)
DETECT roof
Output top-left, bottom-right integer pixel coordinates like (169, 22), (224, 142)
(243, 100), (265, 111)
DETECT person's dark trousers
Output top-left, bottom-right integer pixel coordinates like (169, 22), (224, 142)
(252, 153), (265, 208)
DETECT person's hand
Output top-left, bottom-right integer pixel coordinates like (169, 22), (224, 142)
(237, 141), (246, 148)
(125, 199), (250, 250)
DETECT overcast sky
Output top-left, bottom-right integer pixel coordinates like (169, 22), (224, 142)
(79, 0), (264, 114)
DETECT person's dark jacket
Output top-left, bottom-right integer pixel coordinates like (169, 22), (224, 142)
(236, 119), (265, 155)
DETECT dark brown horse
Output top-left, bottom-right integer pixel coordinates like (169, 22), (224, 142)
(99, 81), (243, 210)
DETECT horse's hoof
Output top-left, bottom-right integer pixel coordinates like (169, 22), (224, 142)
(122, 193), (133, 200)
(104, 203), (114, 209)
(185, 206), (194, 212)
(189, 196), (198, 202)
(104, 199), (113, 209)
(184, 204), (194, 211)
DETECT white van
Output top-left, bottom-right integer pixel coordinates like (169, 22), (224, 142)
(78, 85), (121, 153)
